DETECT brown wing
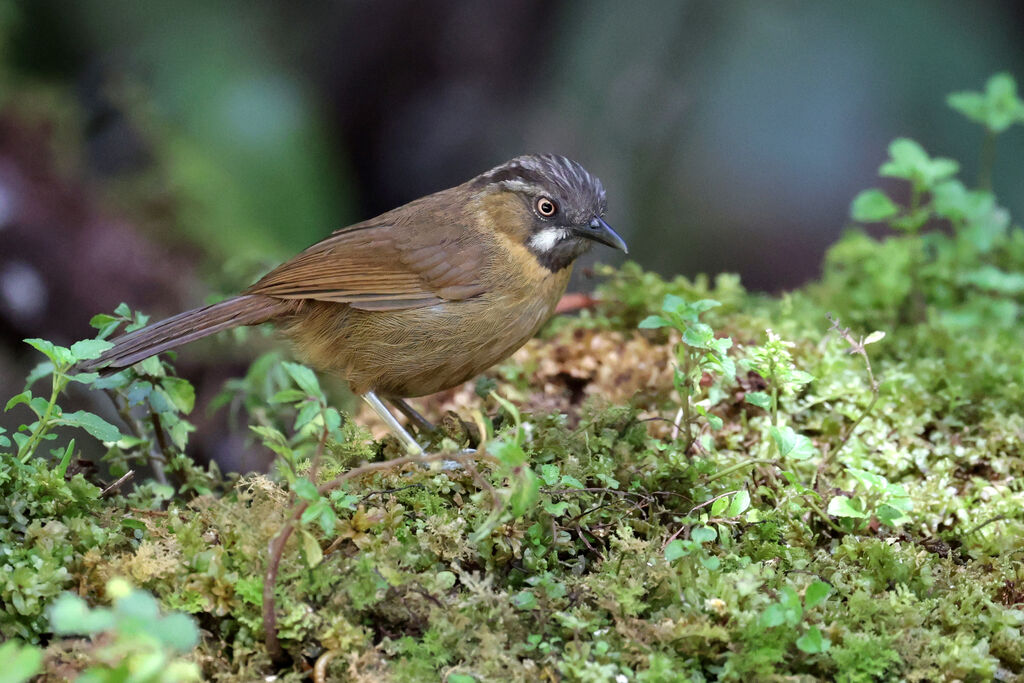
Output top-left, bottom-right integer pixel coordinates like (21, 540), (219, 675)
(244, 219), (488, 311)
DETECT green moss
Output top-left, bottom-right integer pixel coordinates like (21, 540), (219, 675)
(5, 73), (1024, 681)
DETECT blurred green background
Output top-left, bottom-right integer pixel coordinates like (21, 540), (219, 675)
(1, 0), (1023, 465)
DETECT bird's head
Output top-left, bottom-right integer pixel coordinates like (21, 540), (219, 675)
(473, 154), (628, 272)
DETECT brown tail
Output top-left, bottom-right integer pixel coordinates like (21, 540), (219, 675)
(80, 295), (291, 372)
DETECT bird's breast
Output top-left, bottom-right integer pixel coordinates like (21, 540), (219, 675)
(286, 265), (572, 398)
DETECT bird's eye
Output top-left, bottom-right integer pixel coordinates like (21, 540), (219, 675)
(535, 196), (558, 217)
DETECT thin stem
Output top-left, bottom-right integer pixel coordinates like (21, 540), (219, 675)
(827, 394), (879, 465)
(108, 391), (169, 488)
(978, 128), (996, 191)
(19, 372), (64, 462)
(909, 184), (923, 213)
(100, 470), (136, 498)
(680, 348), (694, 452)
(307, 405), (331, 482)
(803, 495), (847, 535)
(816, 316), (882, 490)
(705, 458), (777, 484)
(662, 490), (739, 549)
(148, 409), (171, 487)
(262, 503), (303, 664)
(770, 384), (779, 427)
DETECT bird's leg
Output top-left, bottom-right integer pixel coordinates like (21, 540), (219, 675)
(362, 391), (423, 455)
(387, 398), (436, 435)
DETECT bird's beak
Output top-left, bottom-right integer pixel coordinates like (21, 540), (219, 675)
(581, 217), (629, 253)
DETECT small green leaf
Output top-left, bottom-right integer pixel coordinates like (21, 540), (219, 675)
(270, 389), (306, 404)
(157, 612), (200, 652)
(324, 408), (343, 435)
(540, 464), (560, 485)
(0, 640), (42, 683)
(661, 293), (687, 316)
(877, 503), (911, 527)
(68, 370), (100, 385)
(778, 586), (803, 623)
(694, 403), (721, 429)
(960, 265), (1024, 295)
(448, 674), (476, 683)
(638, 315), (673, 330)
(559, 474), (584, 489)
(769, 425), (817, 461)
(329, 490), (360, 511)
(759, 603), (786, 628)
(301, 499), (328, 526)
(727, 489), (751, 517)
(787, 370), (814, 387)
(544, 501), (569, 516)
(89, 312), (121, 333)
(55, 439), (75, 478)
(512, 590), (537, 610)
(509, 468), (539, 517)
(700, 555), (721, 571)
(58, 411), (122, 443)
(294, 400), (321, 431)
(293, 477), (320, 502)
(769, 425), (796, 457)
(863, 330), (886, 345)
(745, 391), (771, 409)
(5, 391), (32, 412)
(138, 356), (164, 376)
(796, 626), (831, 654)
(804, 581), (832, 610)
(682, 322), (714, 348)
(168, 417), (194, 451)
(490, 391), (523, 429)
(827, 495), (869, 519)
(691, 526), (717, 544)
(24, 362), (54, 389)
(24, 338), (60, 363)
(489, 439), (527, 467)
(710, 496), (729, 517)
(148, 387), (176, 413)
(880, 138), (958, 191)
(474, 376), (498, 398)
(160, 377), (196, 413)
(317, 502), (338, 536)
(49, 593), (116, 635)
(664, 539), (689, 562)
(846, 466), (887, 490)
(283, 361), (322, 398)
(947, 72), (1024, 133)
(436, 571), (457, 590)
(69, 339), (114, 362)
(299, 529), (323, 568)
(28, 395), (53, 418)
(850, 189), (899, 222)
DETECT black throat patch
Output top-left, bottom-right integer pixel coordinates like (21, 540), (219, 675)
(530, 235), (589, 273)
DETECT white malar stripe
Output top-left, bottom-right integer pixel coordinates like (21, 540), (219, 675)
(529, 228), (568, 252)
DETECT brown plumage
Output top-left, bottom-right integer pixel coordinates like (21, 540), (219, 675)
(82, 154), (627, 450)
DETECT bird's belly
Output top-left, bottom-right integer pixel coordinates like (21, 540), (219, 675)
(285, 285), (566, 397)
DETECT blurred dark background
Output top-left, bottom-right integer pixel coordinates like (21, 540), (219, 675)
(2, 0), (1024, 468)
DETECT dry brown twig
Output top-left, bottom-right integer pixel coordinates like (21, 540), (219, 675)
(814, 314), (883, 491)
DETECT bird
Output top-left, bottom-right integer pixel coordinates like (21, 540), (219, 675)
(81, 154), (628, 453)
